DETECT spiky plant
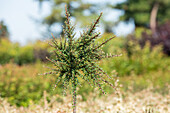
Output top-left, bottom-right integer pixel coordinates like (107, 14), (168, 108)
(41, 5), (121, 113)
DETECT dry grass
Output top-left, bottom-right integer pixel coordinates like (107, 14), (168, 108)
(0, 87), (169, 113)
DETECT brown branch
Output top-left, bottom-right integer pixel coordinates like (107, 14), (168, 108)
(88, 12), (103, 35)
(94, 36), (116, 50)
(65, 5), (70, 28)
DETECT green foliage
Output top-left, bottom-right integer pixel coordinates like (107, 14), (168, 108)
(0, 39), (50, 65)
(115, 0), (170, 27)
(37, 0), (97, 36)
(15, 45), (35, 65)
(0, 63), (58, 107)
(98, 34), (170, 77)
(0, 61), (169, 107)
(120, 70), (170, 95)
(42, 6), (119, 113)
(0, 34), (169, 107)
(37, 0), (121, 35)
(0, 39), (35, 65)
(0, 21), (9, 39)
(0, 39), (19, 64)
(0, 63), (98, 107)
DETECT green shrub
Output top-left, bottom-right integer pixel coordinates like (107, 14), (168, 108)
(0, 39), (19, 64)
(98, 33), (170, 77)
(0, 39), (50, 65)
(0, 63), (62, 107)
(0, 63), (103, 107)
(15, 45), (35, 65)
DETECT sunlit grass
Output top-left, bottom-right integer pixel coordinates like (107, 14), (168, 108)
(0, 62), (169, 108)
(0, 86), (169, 113)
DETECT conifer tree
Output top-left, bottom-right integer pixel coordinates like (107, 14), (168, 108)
(0, 21), (9, 39)
(41, 5), (121, 113)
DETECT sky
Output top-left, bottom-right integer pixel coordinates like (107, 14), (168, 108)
(0, 0), (134, 45)
(0, 0), (51, 45)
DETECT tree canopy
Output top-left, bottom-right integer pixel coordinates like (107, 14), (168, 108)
(36, 0), (123, 36)
(115, 0), (170, 29)
(0, 21), (9, 39)
(36, 0), (98, 36)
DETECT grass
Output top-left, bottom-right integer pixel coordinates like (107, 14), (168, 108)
(119, 70), (170, 94)
(0, 86), (169, 113)
(0, 62), (169, 108)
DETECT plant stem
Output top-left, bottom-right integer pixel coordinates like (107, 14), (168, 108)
(73, 80), (77, 113)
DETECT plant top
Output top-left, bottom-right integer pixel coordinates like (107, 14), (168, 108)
(40, 5), (121, 113)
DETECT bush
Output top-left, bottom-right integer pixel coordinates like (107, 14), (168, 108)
(0, 21), (9, 39)
(0, 63), (60, 107)
(0, 62), (169, 107)
(98, 33), (170, 77)
(15, 45), (35, 65)
(0, 39), (50, 65)
(33, 40), (51, 62)
(0, 63), (97, 107)
(139, 21), (170, 56)
(0, 39), (19, 64)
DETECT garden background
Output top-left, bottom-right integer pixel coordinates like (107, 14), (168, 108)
(0, 0), (170, 112)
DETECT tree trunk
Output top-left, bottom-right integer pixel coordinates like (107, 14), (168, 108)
(150, 2), (159, 34)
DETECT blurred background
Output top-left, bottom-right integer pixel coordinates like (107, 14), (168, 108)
(0, 0), (170, 112)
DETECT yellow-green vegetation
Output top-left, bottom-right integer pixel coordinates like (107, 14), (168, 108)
(0, 63), (54, 107)
(0, 33), (169, 109)
(0, 39), (50, 65)
(98, 33), (170, 77)
(0, 62), (96, 107)
(1, 1), (170, 112)
(0, 59), (169, 107)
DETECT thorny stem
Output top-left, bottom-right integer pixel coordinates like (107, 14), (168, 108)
(88, 12), (103, 35)
(72, 71), (77, 113)
(73, 81), (77, 113)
